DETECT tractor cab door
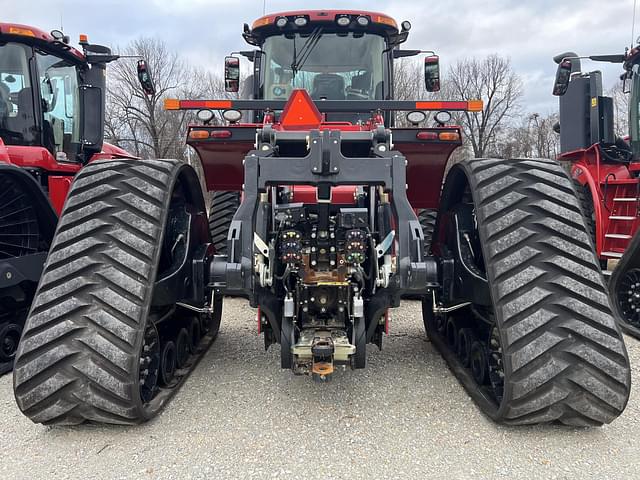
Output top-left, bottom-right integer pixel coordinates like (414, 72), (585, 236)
(0, 41), (83, 162)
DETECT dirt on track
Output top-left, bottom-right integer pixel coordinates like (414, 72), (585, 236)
(0, 297), (638, 480)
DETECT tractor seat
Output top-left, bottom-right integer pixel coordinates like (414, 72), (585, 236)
(311, 74), (345, 100)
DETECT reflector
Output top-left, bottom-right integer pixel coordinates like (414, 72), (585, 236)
(280, 89), (323, 130)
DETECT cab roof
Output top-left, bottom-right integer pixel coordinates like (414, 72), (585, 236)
(0, 23), (85, 62)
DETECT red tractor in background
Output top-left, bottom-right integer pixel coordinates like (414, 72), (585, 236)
(553, 48), (640, 336)
(0, 24), (152, 374)
(12, 10), (631, 427)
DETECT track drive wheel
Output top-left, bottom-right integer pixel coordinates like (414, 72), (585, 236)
(208, 191), (240, 254)
(13, 159), (212, 425)
(427, 157), (631, 426)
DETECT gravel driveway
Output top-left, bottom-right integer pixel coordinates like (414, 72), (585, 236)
(1, 298), (638, 480)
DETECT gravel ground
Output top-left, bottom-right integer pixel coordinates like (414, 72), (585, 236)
(1, 298), (638, 480)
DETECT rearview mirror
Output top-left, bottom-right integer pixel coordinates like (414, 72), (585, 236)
(137, 60), (156, 96)
(552, 59), (572, 96)
(424, 55), (440, 92)
(225, 56), (240, 93)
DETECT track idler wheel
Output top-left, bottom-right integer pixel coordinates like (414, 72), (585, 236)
(457, 328), (475, 368)
(469, 341), (488, 386)
(445, 317), (459, 350)
(159, 341), (177, 386)
(427, 157), (631, 426)
(188, 317), (201, 353)
(175, 328), (190, 369)
(0, 322), (22, 363)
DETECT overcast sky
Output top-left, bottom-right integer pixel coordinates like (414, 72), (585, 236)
(3, 0), (636, 114)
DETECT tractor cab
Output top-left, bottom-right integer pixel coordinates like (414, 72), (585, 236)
(0, 24), (152, 167)
(226, 11), (440, 123)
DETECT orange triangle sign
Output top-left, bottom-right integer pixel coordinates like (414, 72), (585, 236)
(280, 89), (323, 130)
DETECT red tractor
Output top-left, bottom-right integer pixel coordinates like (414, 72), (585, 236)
(552, 48), (640, 336)
(0, 24), (152, 374)
(12, 11), (630, 426)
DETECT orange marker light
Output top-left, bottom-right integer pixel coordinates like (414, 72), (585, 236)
(252, 16), (271, 29)
(376, 15), (398, 28)
(8, 27), (35, 37)
(188, 130), (210, 140)
(164, 99), (180, 110)
(467, 100), (483, 112)
(79, 34), (88, 43)
(439, 131), (460, 141)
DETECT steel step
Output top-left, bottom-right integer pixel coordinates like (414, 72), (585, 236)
(602, 251), (624, 258)
(603, 270), (613, 276)
(605, 233), (633, 239)
(609, 215), (636, 221)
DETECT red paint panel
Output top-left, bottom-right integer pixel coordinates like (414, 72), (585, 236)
(48, 176), (73, 214)
(291, 185), (357, 204)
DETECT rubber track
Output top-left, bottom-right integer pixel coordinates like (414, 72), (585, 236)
(208, 191), (240, 254)
(13, 158), (210, 425)
(435, 157), (631, 426)
(417, 208), (437, 253)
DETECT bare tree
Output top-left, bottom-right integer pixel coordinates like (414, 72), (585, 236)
(444, 54), (523, 158)
(105, 37), (211, 160)
(609, 80), (629, 138)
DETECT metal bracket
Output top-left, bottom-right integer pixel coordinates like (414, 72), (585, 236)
(431, 290), (471, 314)
(177, 290), (216, 315)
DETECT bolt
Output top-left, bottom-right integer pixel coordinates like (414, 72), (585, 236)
(330, 260), (335, 266)
(311, 260), (317, 266)
(261, 144), (269, 150)
(333, 167), (338, 171)
(5, 272), (11, 280)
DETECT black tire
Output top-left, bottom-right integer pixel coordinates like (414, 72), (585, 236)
(417, 208), (437, 253)
(457, 328), (475, 368)
(429, 157), (631, 426)
(13, 158), (208, 425)
(0, 322), (21, 363)
(159, 341), (177, 386)
(188, 317), (201, 353)
(208, 191), (240, 254)
(175, 328), (190, 369)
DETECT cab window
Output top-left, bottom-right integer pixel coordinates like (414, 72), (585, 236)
(35, 50), (81, 160)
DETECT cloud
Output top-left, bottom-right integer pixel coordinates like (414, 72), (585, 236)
(3, 0), (636, 112)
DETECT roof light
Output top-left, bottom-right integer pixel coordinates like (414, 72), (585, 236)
(50, 30), (64, 40)
(294, 17), (308, 27)
(8, 27), (35, 37)
(434, 111), (451, 125)
(375, 15), (397, 29)
(356, 16), (370, 27)
(336, 16), (351, 27)
(407, 111), (426, 125)
(222, 109), (242, 123)
(275, 17), (288, 28)
(252, 17), (271, 29)
(196, 109), (214, 123)
(79, 34), (88, 44)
